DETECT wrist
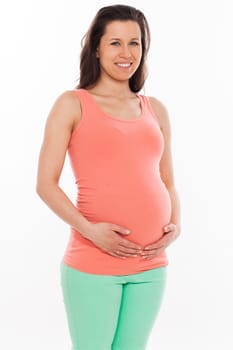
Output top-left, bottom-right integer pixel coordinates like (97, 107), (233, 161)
(79, 221), (94, 240)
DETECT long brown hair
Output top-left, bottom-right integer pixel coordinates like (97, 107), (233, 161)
(75, 4), (151, 92)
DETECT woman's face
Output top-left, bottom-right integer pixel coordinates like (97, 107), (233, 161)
(96, 20), (142, 83)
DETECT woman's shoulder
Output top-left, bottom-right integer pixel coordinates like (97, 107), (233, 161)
(53, 89), (82, 119)
(45, 89), (82, 132)
(54, 89), (82, 111)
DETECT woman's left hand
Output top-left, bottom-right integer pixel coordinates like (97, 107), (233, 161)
(140, 223), (180, 260)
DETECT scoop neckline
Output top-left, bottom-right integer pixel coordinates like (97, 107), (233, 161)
(80, 88), (144, 122)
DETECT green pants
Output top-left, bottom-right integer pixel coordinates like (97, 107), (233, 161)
(60, 263), (167, 350)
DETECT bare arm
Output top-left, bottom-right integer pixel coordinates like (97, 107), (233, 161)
(149, 96), (181, 235)
(36, 90), (92, 237)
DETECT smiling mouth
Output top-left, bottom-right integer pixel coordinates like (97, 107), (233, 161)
(115, 63), (132, 68)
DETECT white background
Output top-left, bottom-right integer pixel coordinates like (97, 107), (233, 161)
(0, 0), (232, 349)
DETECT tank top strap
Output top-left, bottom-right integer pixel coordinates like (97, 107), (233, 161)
(138, 94), (153, 116)
(138, 94), (160, 125)
(72, 88), (94, 114)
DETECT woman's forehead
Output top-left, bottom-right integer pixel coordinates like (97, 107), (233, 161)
(103, 20), (141, 39)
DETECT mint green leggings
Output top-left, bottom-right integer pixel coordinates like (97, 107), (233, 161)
(60, 263), (167, 350)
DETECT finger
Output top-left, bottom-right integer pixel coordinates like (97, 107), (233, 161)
(141, 248), (165, 259)
(143, 243), (163, 251)
(144, 233), (173, 250)
(116, 247), (139, 257)
(119, 241), (142, 251)
(118, 245), (142, 255)
(143, 235), (167, 250)
(114, 248), (138, 258)
(108, 251), (127, 259)
(141, 244), (166, 256)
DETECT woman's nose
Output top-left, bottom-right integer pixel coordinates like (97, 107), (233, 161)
(119, 44), (131, 58)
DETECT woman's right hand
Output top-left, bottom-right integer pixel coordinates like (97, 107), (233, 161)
(83, 222), (143, 259)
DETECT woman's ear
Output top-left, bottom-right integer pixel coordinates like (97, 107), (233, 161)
(96, 48), (99, 58)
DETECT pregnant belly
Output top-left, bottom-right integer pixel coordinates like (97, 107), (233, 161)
(77, 182), (172, 246)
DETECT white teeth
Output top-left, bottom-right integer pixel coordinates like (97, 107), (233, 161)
(117, 63), (131, 67)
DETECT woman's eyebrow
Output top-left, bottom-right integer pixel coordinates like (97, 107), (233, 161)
(109, 37), (140, 41)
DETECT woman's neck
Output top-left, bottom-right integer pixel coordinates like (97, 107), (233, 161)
(88, 79), (134, 98)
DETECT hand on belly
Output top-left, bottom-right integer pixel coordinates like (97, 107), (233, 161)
(140, 223), (179, 259)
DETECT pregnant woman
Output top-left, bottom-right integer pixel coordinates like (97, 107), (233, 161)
(36, 4), (181, 350)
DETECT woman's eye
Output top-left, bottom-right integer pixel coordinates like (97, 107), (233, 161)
(110, 41), (139, 46)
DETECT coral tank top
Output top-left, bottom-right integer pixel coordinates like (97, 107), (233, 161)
(61, 88), (172, 275)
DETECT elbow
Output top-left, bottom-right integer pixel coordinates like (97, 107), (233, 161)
(36, 181), (46, 200)
(36, 176), (59, 199)
(36, 179), (55, 201)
